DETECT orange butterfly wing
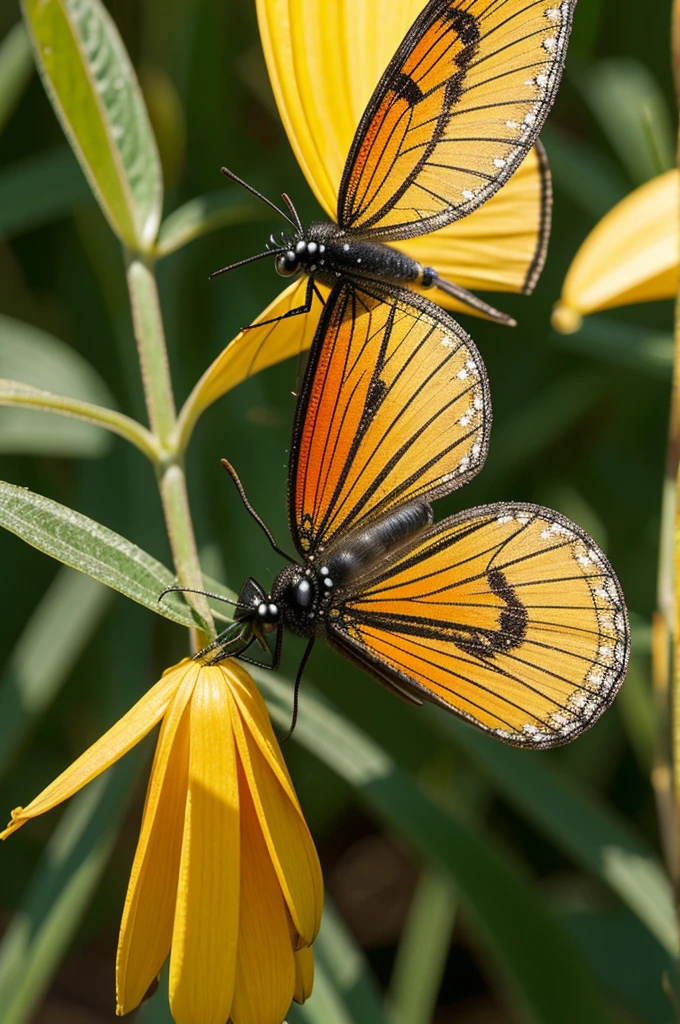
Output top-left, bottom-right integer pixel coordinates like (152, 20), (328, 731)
(288, 279), (491, 557)
(338, 0), (574, 240)
(326, 504), (629, 747)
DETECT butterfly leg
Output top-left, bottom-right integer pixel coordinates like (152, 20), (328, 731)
(427, 272), (516, 327)
(280, 637), (315, 742)
(236, 622), (283, 671)
(241, 274), (317, 331)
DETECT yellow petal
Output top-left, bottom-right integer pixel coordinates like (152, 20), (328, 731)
(116, 663), (199, 1015)
(169, 666), (240, 1024)
(257, 0), (429, 216)
(553, 169), (679, 332)
(1, 660), (192, 840)
(229, 666), (323, 946)
(257, 0), (548, 300)
(181, 278), (326, 427)
(293, 947), (314, 1004)
(230, 770), (296, 1024)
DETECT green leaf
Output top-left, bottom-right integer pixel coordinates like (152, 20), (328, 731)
(0, 146), (89, 239)
(553, 317), (673, 378)
(0, 313), (115, 456)
(0, 567), (111, 779)
(21, 0), (162, 250)
(0, 480), (206, 630)
(0, 22), (33, 134)
(437, 716), (677, 956)
(388, 865), (457, 1024)
(0, 753), (143, 1024)
(155, 190), (263, 258)
(577, 59), (675, 184)
(257, 670), (612, 1024)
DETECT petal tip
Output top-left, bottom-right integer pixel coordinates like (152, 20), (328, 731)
(0, 806), (26, 840)
(551, 302), (582, 335)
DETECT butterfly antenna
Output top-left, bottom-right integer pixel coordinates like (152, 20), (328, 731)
(281, 193), (303, 235)
(220, 458), (296, 564)
(209, 248), (282, 280)
(220, 167), (297, 228)
(281, 638), (314, 742)
(158, 584), (249, 611)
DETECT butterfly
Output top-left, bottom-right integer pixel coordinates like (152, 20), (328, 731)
(168, 277), (629, 748)
(214, 0), (575, 345)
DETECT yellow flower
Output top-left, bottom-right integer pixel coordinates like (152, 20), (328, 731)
(181, 0), (551, 434)
(1, 658), (323, 1024)
(552, 169), (679, 334)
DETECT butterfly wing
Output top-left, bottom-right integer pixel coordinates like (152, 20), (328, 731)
(325, 503), (629, 747)
(338, 0), (573, 241)
(288, 279), (491, 558)
(403, 139), (552, 302)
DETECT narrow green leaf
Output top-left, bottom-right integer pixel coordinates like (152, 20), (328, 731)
(0, 480), (206, 630)
(437, 715), (677, 956)
(0, 313), (115, 456)
(578, 59), (675, 184)
(0, 22), (33, 134)
(0, 147), (89, 238)
(257, 671), (611, 1024)
(155, 191), (262, 258)
(553, 318), (673, 378)
(388, 865), (457, 1024)
(0, 567), (111, 778)
(0, 753), (142, 1024)
(21, 0), (162, 250)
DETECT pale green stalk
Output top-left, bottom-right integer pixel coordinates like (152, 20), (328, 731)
(125, 255), (213, 647)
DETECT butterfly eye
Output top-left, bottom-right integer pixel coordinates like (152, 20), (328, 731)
(275, 251), (300, 277)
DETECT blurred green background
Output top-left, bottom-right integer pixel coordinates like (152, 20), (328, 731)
(0, 0), (677, 1021)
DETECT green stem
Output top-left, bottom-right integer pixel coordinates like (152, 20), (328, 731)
(0, 382), (160, 463)
(125, 254), (214, 646)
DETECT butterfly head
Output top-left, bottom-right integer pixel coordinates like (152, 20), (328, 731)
(273, 222), (340, 279)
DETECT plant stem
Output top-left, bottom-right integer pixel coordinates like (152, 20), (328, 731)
(126, 255), (214, 647)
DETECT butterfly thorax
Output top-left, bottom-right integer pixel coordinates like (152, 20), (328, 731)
(274, 221), (434, 290)
(272, 501), (433, 640)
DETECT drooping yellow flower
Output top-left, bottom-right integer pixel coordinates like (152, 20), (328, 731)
(1, 658), (322, 1024)
(181, 0), (551, 433)
(552, 169), (679, 334)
